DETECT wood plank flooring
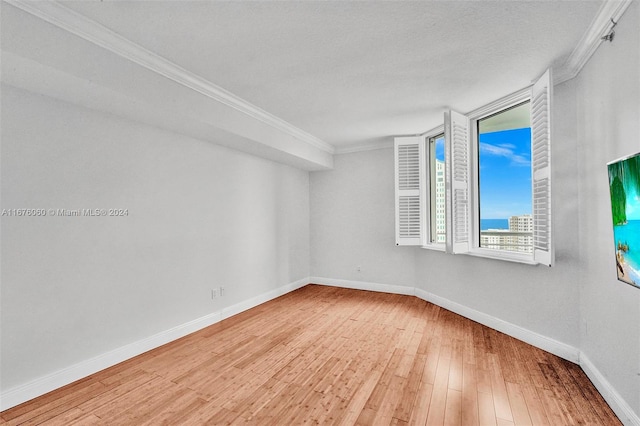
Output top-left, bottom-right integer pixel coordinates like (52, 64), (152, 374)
(1, 285), (621, 425)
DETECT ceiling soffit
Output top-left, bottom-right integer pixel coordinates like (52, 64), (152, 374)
(3, 0), (334, 171)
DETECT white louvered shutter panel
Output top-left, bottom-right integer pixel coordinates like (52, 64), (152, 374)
(445, 110), (471, 254)
(394, 136), (424, 246)
(531, 69), (554, 266)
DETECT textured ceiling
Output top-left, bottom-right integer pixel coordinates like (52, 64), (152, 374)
(55, 1), (602, 150)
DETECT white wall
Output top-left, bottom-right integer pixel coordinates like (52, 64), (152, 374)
(310, 148), (416, 289)
(0, 85), (310, 393)
(575, 0), (640, 418)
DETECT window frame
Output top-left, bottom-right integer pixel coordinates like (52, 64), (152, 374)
(467, 87), (538, 264)
(422, 125), (446, 251)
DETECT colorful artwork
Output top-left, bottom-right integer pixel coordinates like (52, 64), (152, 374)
(608, 152), (640, 288)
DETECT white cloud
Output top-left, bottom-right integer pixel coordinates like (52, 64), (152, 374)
(480, 142), (530, 166)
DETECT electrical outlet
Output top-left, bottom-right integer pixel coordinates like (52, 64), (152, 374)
(357, 266), (361, 272)
(220, 286), (225, 296)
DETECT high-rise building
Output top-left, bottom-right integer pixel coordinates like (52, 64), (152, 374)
(435, 160), (446, 243)
(508, 214), (533, 253)
(509, 214), (533, 232)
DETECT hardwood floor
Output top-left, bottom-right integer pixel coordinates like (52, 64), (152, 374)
(1, 285), (621, 425)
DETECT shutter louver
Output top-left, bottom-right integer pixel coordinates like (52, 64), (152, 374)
(445, 110), (471, 254)
(531, 69), (554, 266)
(398, 196), (421, 238)
(398, 144), (420, 190)
(395, 136), (424, 246)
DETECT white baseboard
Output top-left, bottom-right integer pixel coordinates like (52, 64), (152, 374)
(310, 276), (415, 296)
(414, 287), (580, 363)
(0, 277), (310, 411)
(3, 276), (637, 425)
(580, 354), (640, 426)
(313, 279), (637, 424)
(315, 278), (638, 424)
(220, 277), (309, 321)
(311, 278), (580, 362)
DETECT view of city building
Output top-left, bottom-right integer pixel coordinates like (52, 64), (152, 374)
(480, 214), (533, 253)
(434, 160), (446, 243)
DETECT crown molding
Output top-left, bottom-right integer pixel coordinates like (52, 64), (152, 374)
(555, 0), (633, 84)
(6, 0), (335, 155)
(9, 0), (633, 153)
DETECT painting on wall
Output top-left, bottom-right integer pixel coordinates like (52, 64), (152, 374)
(608, 152), (640, 288)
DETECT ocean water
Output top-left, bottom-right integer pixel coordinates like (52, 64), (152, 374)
(480, 218), (509, 230)
(613, 220), (640, 286)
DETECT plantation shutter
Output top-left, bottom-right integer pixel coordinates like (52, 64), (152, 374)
(394, 136), (424, 246)
(445, 110), (471, 254)
(531, 69), (554, 266)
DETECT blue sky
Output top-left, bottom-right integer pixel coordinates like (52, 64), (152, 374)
(435, 136), (445, 161)
(433, 128), (531, 219)
(478, 128), (531, 219)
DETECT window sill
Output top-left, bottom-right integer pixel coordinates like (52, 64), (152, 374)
(420, 243), (545, 266)
(464, 248), (538, 265)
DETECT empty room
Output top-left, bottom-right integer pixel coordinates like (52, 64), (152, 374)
(1, 0), (639, 424)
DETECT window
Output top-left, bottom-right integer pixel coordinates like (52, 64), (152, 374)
(394, 130), (447, 249)
(477, 101), (533, 254)
(427, 132), (446, 246)
(394, 69), (553, 266)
